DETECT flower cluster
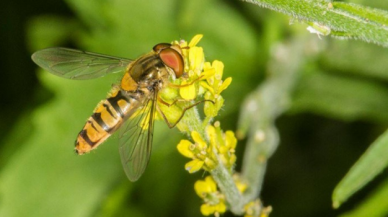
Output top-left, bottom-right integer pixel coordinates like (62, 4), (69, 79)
(176, 35), (231, 119)
(169, 35), (270, 217)
(177, 122), (237, 173)
(195, 176), (226, 217)
(171, 34), (236, 175)
(201, 61), (232, 118)
(210, 123), (237, 170)
(193, 174), (249, 216)
(177, 129), (216, 173)
(157, 34), (230, 132)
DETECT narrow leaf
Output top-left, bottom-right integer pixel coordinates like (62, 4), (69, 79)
(333, 129), (388, 208)
(340, 178), (388, 217)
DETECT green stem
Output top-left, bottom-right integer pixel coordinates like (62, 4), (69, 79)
(211, 163), (244, 215)
(179, 102), (245, 214)
(239, 36), (321, 203)
(177, 102), (204, 138)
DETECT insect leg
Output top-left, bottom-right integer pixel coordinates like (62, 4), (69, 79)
(157, 99), (214, 129)
(168, 75), (204, 88)
(157, 96), (188, 107)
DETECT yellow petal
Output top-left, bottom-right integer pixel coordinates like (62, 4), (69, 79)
(206, 125), (217, 148)
(200, 202), (226, 216)
(235, 179), (247, 193)
(189, 47), (204, 72)
(218, 77), (232, 93)
(200, 204), (216, 216)
(194, 176), (217, 197)
(212, 60), (224, 79)
(204, 176), (217, 192)
(206, 124), (216, 136)
(225, 130), (237, 149)
(215, 201), (227, 213)
(200, 81), (214, 95)
(177, 140), (194, 158)
(189, 34), (203, 47)
(218, 146), (228, 154)
(229, 154), (237, 166)
(194, 180), (208, 197)
(191, 131), (207, 149)
(203, 62), (213, 74)
(200, 68), (215, 80)
(220, 154), (228, 166)
(185, 159), (204, 173)
(179, 80), (196, 100)
(204, 157), (217, 170)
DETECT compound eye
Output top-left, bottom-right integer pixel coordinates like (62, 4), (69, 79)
(153, 43), (171, 53)
(159, 48), (184, 78)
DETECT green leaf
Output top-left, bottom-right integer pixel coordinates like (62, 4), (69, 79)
(320, 40), (388, 82)
(291, 71), (388, 123)
(244, 0), (388, 46)
(339, 178), (388, 217)
(333, 129), (388, 208)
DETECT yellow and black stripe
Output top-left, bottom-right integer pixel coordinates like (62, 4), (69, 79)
(75, 88), (143, 154)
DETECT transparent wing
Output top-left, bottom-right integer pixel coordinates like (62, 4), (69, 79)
(31, 47), (132, 80)
(118, 91), (157, 181)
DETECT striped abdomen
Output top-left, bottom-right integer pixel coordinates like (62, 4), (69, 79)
(75, 87), (145, 154)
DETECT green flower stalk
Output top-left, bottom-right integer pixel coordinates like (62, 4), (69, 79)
(159, 35), (271, 217)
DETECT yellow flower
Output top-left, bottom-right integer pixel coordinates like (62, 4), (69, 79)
(179, 80), (197, 100)
(177, 131), (216, 173)
(177, 122), (239, 172)
(189, 34), (203, 48)
(177, 34), (219, 102)
(201, 203), (226, 216)
(195, 176), (217, 197)
(188, 46), (204, 75)
(169, 35), (230, 122)
(244, 200), (272, 217)
(202, 60), (232, 97)
(185, 159), (205, 173)
(178, 34), (206, 100)
(225, 130), (237, 150)
(222, 130), (238, 167)
(209, 123), (238, 169)
(233, 174), (248, 193)
(177, 140), (195, 158)
(199, 60), (232, 118)
(195, 176), (227, 216)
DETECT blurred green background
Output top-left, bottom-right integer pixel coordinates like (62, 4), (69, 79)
(1, 0), (388, 216)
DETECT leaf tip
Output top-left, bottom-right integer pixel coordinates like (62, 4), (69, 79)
(332, 200), (341, 209)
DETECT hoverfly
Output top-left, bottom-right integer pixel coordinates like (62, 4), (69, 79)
(32, 42), (186, 181)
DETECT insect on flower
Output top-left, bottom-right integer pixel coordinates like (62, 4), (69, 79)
(32, 42), (190, 181)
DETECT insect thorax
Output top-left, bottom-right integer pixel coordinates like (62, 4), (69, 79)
(121, 52), (170, 93)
